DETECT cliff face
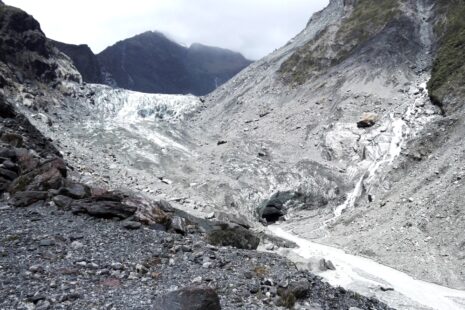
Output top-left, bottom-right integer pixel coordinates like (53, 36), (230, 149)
(52, 40), (103, 84)
(96, 31), (252, 96)
(0, 4), (81, 86)
(427, 0), (465, 113)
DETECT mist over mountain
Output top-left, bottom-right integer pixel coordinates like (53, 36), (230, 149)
(1, 0), (465, 309)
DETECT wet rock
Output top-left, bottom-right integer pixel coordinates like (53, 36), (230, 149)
(158, 287), (221, 310)
(207, 223), (260, 250)
(10, 191), (47, 207)
(357, 112), (378, 128)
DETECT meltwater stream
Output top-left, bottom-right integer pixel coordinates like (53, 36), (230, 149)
(269, 226), (465, 310)
(267, 80), (465, 309)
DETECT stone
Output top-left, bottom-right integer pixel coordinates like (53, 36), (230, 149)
(58, 182), (91, 199)
(207, 223), (260, 250)
(357, 112), (378, 128)
(319, 258), (336, 271)
(70, 241), (84, 250)
(134, 200), (171, 226)
(287, 280), (311, 299)
(123, 221), (142, 230)
(39, 238), (55, 247)
(170, 216), (187, 235)
(9, 158), (67, 193)
(217, 140), (227, 146)
(0, 167), (18, 181)
(52, 195), (73, 209)
(111, 262), (124, 270)
(71, 200), (136, 219)
(10, 191), (47, 208)
(1, 133), (23, 147)
(157, 287), (221, 310)
(214, 211), (251, 229)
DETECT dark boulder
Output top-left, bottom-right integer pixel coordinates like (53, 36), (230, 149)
(357, 112), (378, 128)
(0, 97), (16, 118)
(10, 191), (47, 208)
(52, 195), (73, 209)
(58, 182), (91, 199)
(207, 223), (260, 250)
(157, 287), (221, 310)
(71, 200), (136, 219)
(0, 167), (18, 180)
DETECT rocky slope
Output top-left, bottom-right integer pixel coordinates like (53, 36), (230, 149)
(0, 2), (395, 310)
(186, 0), (465, 295)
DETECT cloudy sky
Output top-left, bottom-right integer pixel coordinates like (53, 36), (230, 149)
(5, 0), (328, 60)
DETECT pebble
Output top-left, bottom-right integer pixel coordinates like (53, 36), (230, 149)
(70, 241), (84, 249)
(111, 262), (124, 270)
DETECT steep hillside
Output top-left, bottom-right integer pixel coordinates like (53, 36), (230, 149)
(427, 0), (465, 113)
(52, 40), (103, 84)
(97, 31), (252, 95)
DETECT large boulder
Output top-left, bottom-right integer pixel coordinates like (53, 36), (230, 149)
(133, 199), (172, 226)
(157, 287), (221, 310)
(357, 112), (378, 128)
(214, 211), (251, 229)
(207, 223), (260, 250)
(71, 200), (136, 219)
(10, 191), (47, 208)
(9, 157), (66, 193)
(58, 182), (91, 199)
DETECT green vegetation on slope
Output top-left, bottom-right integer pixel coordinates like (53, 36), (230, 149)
(427, 0), (465, 112)
(279, 0), (401, 85)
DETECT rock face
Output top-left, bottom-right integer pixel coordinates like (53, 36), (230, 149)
(97, 31), (252, 95)
(0, 4), (81, 85)
(52, 40), (103, 83)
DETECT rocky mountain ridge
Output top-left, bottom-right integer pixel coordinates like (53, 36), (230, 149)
(52, 31), (252, 96)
